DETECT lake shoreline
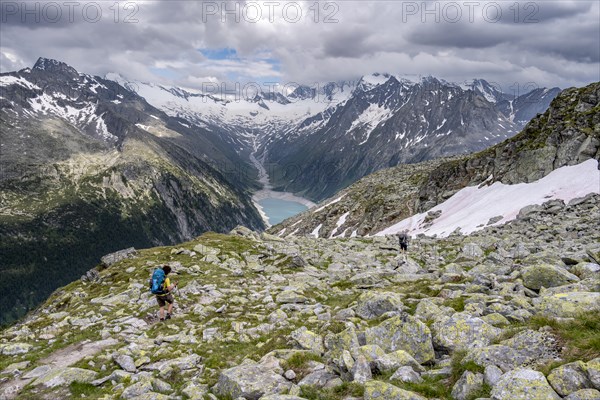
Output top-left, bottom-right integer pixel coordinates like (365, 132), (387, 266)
(250, 141), (316, 227)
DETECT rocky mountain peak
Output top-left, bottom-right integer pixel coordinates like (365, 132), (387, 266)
(32, 57), (79, 78)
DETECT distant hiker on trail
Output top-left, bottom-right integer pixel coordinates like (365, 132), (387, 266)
(151, 265), (178, 321)
(397, 230), (410, 255)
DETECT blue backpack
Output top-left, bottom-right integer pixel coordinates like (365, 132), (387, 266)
(150, 268), (166, 294)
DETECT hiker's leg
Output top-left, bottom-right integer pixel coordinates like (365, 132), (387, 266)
(159, 306), (164, 319)
(167, 302), (173, 315)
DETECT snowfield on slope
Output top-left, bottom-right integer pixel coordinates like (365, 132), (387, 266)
(377, 159), (600, 238)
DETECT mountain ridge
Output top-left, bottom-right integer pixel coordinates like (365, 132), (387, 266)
(268, 81), (599, 238)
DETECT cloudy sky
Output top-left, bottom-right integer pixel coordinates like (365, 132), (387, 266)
(1, 0), (598, 92)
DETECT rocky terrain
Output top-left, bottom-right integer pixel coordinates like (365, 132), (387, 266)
(270, 82), (599, 238)
(1, 192), (599, 400)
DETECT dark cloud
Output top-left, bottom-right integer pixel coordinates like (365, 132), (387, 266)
(0, 1), (598, 90)
(408, 23), (517, 49)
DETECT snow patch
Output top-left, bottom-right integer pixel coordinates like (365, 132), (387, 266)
(330, 211), (350, 238)
(313, 195), (346, 213)
(311, 224), (322, 238)
(376, 159), (600, 238)
(0, 75), (41, 90)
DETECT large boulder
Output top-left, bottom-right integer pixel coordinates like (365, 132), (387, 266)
(565, 389), (600, 400)
(365, 315), (434, 364)
(431, 312), (502, 351)
(375, 350), (425, 374)
(464, 329), (560, 372)
(571, 262), (600, 279)
(547, 361), (593, 396)
(364, 380), (427, 400)
(451, 371), (484, 400)
(351, 355), (372, 384)
(290, 327), (324, 355)
(355, 292), (404, 320)
(464, 345), (530, 372)
(521, 264), (579, 290)
(462, 243), (484, 259)
(213, 361), (292, 400)
(34, 367), (97, 388)
(276, 291), (308, 304)
(324, 326), (361, 368)
(0, 343), (33, 355)
(490, 368), (560, 400)
(587, 358), (600, 390)
(390, 366), (422, 384)
(534, 292), (600, 318)
(113, 353), (137, 373)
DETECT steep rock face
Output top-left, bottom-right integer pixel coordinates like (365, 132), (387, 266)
(0, 58), (264, 324)
(269, 82), (598, 238)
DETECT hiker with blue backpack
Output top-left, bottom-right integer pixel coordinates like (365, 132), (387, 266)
(151, 265), (178, 321)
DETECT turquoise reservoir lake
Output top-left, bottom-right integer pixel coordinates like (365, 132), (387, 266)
(258, 198), (308, 225)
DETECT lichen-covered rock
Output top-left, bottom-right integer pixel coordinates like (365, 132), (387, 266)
(297, 369), (338, 388)
(462, 243), (484, 258)
(414, 298), (453, 322)
(451, 371), (484, 400)
(35, 367), (97, 388)
(324, 326), (361, 368)
(565, 389), (600, 400)
(587, 358), (600, 390)
(364, 380), (427, 400)
(547, 361), (593, 396)
(484, 364), (503, 386)
(464, 345), (529, 372)
(113, 353), (137, 373)
(571, 262), (600, 279)
(290, 327), (324, 354)
(121, 381), (153, 399)
(213, 361), (292, 400)
(0, 343), (33, 355)
(390, 366), (422, 384)
(521, 263), (579, 290)
(355, 292), (404, 320)
(128, 393), (169, 400)
(431, 312), (502, 351)
(375, 350), (425, 373)
(499, 329), (561, 366)
(365, 315), (434, 364)
(276, 291), (308, 304)
(356, 345), (387, 367)
(534, 292), (600, 318)
(490, 368), (560, 400)
(351, 354), (372, 384)
(181, 383), (209, 399)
